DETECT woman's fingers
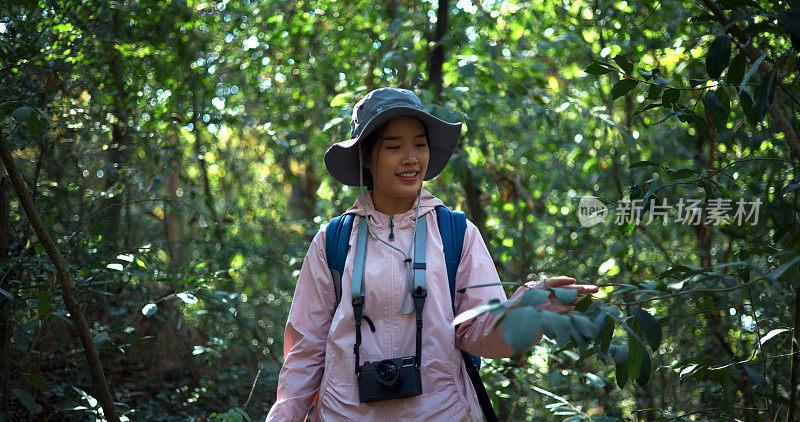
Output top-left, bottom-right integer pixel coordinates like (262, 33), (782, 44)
(544, 277), (599, 295)
(532, 277), (600, 311)
(543, 276), (576, 288)
(571, 284), (599, 293)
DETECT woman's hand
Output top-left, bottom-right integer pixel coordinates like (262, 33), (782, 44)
(525, 276), (599, 313)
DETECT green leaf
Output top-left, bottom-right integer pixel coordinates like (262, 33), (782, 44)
(15, 328), (29, 352)
(93, 331), (110, 350)
(752, 70), (776, 122)
(211, 407), (252, 422)
(629, 160), (662, 170)
(633, 102), (664, 116)
(726, 53), (746, 85)
(321, 117), (343, 132)
(609, 344), (629, 365)
(744, 365), (768, 390)
(715, 87), (731, 115)
(631, 307), (662, 350)
(12, 389), (40, 414)
(686, 112), (711, 138)
(27, 113), (43, 136)
(769, 255), (800, 281)
(613, 55), (634, 74)
(585, 63), (613, 75)
(599, 315), (614, 354)
(722, 373), (735, 416)
(574, 294), (594, 312)
(678, 363), (702, 381)
(760, 328), (790, 346)
(627, 323), (644, 380)
(572, 314), (598, 339)
(22, 373), (46, 388)
(11, 106), (33, 122)
(666, 168), (699, 180)
(636, 348), (652, 386)
(689, 78), (708, 87)
(652, 112), (678, 125)
(551, 287), (578, 306)
(653, 75), (670, 85)
(36, 292), (50, 318)
(738, 52), (767, 94)
(615, 363), (628, 388)
(142, 303), (158, 317)
(330, 92), (351, 108)
(545, 312), (573, 348)
(782, 183), (800, 197)
(452, 298), (506, 325)
(691, 13), (716, 22)
(706, 36), (731, 79)
(662, 88), (680, 106)
(502, 306), (542, 354)
(611, 79), (638, 100)
(703, 90), (727, 125)
(520, 288), (550, 308)
(646, 84), (663, 99)
(739, 90), (758, 127)
(0, 101), (22, 118)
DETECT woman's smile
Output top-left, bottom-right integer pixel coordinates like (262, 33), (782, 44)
(397, 170), (420, 183)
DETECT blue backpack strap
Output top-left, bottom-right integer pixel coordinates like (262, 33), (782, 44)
(435, 206), (480, 366)
(325, 213), (355, 308)
(435, 205), (466, 308)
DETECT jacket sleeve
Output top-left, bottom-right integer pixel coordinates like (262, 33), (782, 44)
(266, 228), (335, 421)
(453, 219), (543, 359)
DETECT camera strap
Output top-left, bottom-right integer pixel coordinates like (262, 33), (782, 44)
(351, 215), (427, 377)
(352, 217), (369, 378)
(411, 217), (427, 368)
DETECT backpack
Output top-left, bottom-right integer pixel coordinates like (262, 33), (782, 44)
(325, 205), (497, 422)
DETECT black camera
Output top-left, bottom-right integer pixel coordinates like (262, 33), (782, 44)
(357, 356), (422, 402)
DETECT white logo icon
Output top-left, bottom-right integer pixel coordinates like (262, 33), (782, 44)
(577, 196), (608, 227)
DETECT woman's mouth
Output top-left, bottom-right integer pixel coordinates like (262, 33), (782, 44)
(397, 171), (419, 182)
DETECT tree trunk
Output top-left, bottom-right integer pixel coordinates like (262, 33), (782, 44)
(0, 134), (120, 421)
(426, 0), (449, 97)
(101, 5), (129, 247)
(0, 170), (10, 412)
(788, 287), (800, 422)
(163, 153), (181, 269)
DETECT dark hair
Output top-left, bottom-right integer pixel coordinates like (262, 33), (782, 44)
(358, 117), (431, 190)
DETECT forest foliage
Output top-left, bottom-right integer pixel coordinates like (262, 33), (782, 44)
(1, 0), (799, 420)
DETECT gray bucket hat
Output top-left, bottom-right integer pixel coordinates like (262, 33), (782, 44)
(324, 87), (462, 187)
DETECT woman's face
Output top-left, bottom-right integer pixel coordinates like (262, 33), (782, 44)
(365, 116), (430, 215)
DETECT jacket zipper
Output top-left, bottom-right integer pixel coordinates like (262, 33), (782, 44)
(389, 239), (395, 420)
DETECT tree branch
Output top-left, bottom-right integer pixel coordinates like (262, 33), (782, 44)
(0, 133), (119, 420)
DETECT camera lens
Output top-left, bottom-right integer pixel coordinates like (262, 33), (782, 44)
(376, 360), (402, 390)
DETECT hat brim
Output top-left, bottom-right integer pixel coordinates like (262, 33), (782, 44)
(324, 106), (462, 186)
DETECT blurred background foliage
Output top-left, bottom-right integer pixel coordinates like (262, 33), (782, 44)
(1, 0), (799, 420)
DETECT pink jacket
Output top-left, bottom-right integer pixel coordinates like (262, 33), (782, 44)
(266, 190), (534, 421)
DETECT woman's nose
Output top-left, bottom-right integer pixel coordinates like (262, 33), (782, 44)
(402, 148), (419, 164)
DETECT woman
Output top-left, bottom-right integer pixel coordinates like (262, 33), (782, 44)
(266, 87), (597, 421)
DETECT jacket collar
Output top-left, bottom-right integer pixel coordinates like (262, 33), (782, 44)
(345, 188), (444, 228)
